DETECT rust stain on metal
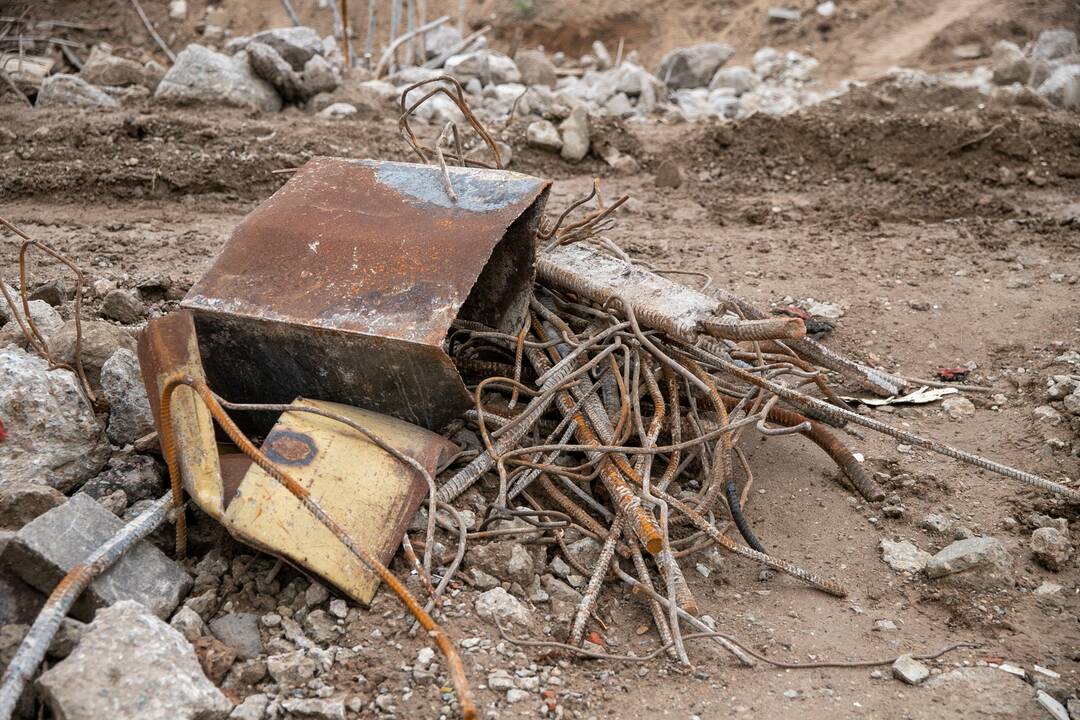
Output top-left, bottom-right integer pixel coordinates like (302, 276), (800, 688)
(181, 157), (551, 431)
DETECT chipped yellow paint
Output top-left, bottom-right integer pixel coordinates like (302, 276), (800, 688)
(224, 398), (455, 605)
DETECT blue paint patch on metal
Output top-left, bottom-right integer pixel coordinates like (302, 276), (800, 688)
(371, 161), (541, 213)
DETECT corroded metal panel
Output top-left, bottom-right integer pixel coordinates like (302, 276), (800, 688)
(182, 157), (550, 431)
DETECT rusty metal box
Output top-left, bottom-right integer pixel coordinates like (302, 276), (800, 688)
(181, 157), (550, 432)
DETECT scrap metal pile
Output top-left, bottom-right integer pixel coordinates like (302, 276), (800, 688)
(1, 79), (1077, 720)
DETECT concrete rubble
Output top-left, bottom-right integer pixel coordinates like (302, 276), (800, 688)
(37, 600), (232, 720)
(2, 10), (1080, 720)
(2, 493), (191, 619)
(0, 348), (111, 493)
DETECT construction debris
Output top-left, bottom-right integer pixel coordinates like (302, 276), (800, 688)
(3, 6), (1080, 716)
(37, 600), (232, 720)
(2, 493), (191, 620)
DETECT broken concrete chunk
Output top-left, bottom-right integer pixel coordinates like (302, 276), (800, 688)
(81, 455), (163, 506)
(656, 43), (735, 89)
(526, 119), (563, 152)
(100, 288), (146, 325)
(81, 44), (163, 90)
(280, 697), (346, 720)
(925, 536), (1011, 584)
(48, 319), (137, 393)
(38, 601), (231, 720)
(209, 612), (263, 659)
(515, 49), (557, 88)
(0, 484), (66, 530)
(229, 693), (269, 720)
(1030, 527), (1073, 571)
(444, 51), (521, 85)
(155, 44), (282, 112)
(171, 605), (210, 642)
(879, 539), (931, 574)
(101, 349), (155, 445)
(246, 26), (326, 70)
(474, 587), (531, 626)
(267, 650), (318, 685)
(3, 493), (191, 620)
(892, 654), (930, 685)
(0, 347), (111, 493)
(0, 298), (63, 350)
(36, 74), (120, 108)
(559, 105), (591, 161)
(991, 41), (1030, 85)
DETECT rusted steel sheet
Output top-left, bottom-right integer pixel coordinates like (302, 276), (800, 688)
(137, 311), (224, 517)
(224, 398), (456, 604)
(182, 157), (551, 432)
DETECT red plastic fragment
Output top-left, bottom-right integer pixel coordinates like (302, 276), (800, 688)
(0, 417), (6, 442)
(937, 367), (971, 382)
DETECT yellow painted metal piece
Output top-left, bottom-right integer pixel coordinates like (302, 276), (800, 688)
(224, 398), (456, 604)
(137, 311), (224, 518)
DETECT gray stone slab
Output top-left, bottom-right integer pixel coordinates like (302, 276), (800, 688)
(3, 494), (191, 621)
(37, 600), (231, 720)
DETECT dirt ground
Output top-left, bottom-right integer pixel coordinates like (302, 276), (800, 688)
(3, 1), (1080, 719)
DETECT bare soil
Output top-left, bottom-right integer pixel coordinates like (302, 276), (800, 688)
(2, 1), (1080, 718)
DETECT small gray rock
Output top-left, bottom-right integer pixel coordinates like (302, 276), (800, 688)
(38, 601), (231, 720)
(36, 74), (119, 108)
(474, 587), (531, 626)
(100, 288), (146, 325)
(48, 319), (137, 393)
(879, 539), (931, 574)
(559, 105), (590, 161)
(892, 654), (929, 685)
(445, 51), (521, 85)
(247, 26), (326, 69)
(280, 697), (345, 720)
(4, 494), (191, 620)
(155, 44), (282, 112)
(656, 43), (735, 89)
(991, 40), (1030, 85)
(709, 65), (757, 95)
(81, 44), (162, 90)
(170, 605), (210, 642)
(941, 395), (975, 420)
(267, 650), (318, 685)
(526, 119), (562, 152)
(0, 484), (66, 530)
(0, 299), (64, 350)
(47, 617), (88, 659)
(1030, 527), (1072, 571)
(229, 693), (268, 720)
(80, 455), (163, 505)
(101, 349), (154, 445)
(210, 612), (263, 659)
(304, 581), (330, 607)
(0, 347), (110, 493)
(1037, 63), (1080, 108)
(926, 537), (1011, 583)
(921, 513), (950, 534)
(302, 609), (340, 645)
(1031, 29), (1078, 61)
(515, 49), (557, 88)
(28, 279), (67, 307)
(318, 102), (356, 119)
